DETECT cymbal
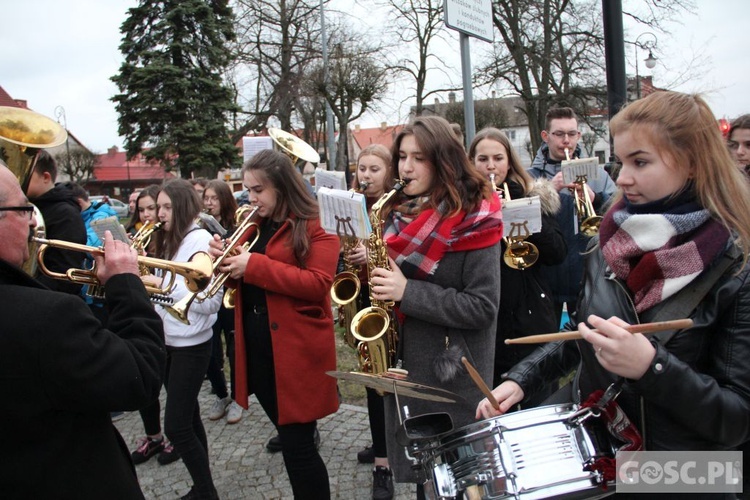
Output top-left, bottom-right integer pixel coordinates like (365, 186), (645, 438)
(327, 371), (463, 403)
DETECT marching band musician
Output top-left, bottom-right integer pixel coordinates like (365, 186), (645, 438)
(150, 179), (223, 500)
(468, 128), (566, 397)
(370, 116), (503, 499)
(207, 149), (339, 500)
(477, 92), (750, 467)
(348, 144), (396, 500)
(0, 162), (165, 499)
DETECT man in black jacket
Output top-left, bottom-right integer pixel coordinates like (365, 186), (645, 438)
(24, 150), (86, 294)
(0, 162), (166, 499)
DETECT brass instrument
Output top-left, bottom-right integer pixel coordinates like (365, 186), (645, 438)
(268, 128), (321, 165)
(88, 221), (166, 302)
(164, 206), (260, 324)
(350, 179), (409, 374)
(572, 174), (602, 237)
(32, 236), (213, 301)
(0, 106), (67, 275)
(500, 182), (539, 270)
(331, 182), (369, 348)
(563, 148), (601, 237)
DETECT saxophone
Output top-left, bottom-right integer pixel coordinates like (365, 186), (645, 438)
(350, 179), (409, 374)
(331, 182), (369, 347)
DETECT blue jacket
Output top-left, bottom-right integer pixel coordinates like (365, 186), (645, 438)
(80, 201), (118, 305)
(527, 144), (616, 305)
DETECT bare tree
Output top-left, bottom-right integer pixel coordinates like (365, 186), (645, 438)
(56, 149), (99, 184)
(229, 0), (325, 144)
(309, 31), (388, 176)
(379, 0), (460, 117)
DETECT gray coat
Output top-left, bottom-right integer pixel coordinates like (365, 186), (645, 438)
(384, 243), (501, 483)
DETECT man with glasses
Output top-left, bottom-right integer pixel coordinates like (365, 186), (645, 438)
(528, 107), (615, 328)
(0, 161), (166, 498)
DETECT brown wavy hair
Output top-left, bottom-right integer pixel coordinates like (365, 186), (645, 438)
(391, 116), (492, 216)
(154, 179), (203, 260)
(610, 91), (750, 262)
(242, 149), (318, 267)
(204, 179), (238, 233)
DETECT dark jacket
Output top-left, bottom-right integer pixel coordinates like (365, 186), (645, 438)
(504, 238), (750, 451)
(527, 144), (616, 304)
(30, 183), (87, 295)
(0, 260), (165, 499)
(494, 179), (566, 384)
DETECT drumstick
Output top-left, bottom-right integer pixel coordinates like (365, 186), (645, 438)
(504, 318), (694, 345)
(461, 356), (500, 411)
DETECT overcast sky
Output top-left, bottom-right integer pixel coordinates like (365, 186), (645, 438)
(2, 0), (747, 153)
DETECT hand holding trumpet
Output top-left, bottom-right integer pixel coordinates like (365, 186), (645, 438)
(208, 233), (251, 280)
(93, 231), (140, 284)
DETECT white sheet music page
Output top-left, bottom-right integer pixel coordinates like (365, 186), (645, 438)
(561, 157), (600, 185)
(502, 196), (542, 238)
(314, 168), (347, 192)
(317, 187), (371, 240)
(90, 216), (130, 243)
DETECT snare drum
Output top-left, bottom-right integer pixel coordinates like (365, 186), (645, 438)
(413, 403), (616, 499)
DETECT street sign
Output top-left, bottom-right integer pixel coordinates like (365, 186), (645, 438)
(444, 0), (493, 43)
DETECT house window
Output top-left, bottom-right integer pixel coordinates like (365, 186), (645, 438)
(595, 150), (606, 164)
(506, 130), (516, 140)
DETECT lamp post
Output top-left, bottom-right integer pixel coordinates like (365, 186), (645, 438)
(54, 105), (72, 176)
(634, 32), (658, 100)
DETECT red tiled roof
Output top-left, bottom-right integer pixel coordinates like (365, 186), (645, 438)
(93, 148), (175, 182)
(0, 86), (26, 108)
(351, 125), (404, 151)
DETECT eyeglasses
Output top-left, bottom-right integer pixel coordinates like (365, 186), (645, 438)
(549, 131), (580, 139)
(0, 205), (35, 220)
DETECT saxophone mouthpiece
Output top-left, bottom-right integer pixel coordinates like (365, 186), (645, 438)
(358, 182), (370, 192)
(397, 178), (412, 189)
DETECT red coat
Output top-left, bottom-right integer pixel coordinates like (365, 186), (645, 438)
(233, 217), (340, 425)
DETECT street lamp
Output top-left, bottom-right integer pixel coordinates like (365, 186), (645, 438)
(634, 32), (658, 100)
(54, 105), (72, 176)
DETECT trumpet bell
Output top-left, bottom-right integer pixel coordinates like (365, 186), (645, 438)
(579, 215), (603, 237)
(182, 251), (214, 293)
(268, 128), (320, 165)
(503, 241), (540, 270)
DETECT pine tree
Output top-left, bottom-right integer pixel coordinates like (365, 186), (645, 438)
(112, 0), (240, 178)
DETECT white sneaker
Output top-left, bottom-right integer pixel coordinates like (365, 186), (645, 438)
(226, 401), (243, 424)
(208, 396), (232, 420)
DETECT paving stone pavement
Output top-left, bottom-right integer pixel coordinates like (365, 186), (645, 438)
(114, 381), (415, 499)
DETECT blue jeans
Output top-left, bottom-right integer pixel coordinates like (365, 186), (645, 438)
(164, 340), (216, 497)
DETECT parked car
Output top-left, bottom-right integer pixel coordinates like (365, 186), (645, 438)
(90, 195), (129, 219)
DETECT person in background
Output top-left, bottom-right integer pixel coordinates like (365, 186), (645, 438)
(25, 150), (86, 295)
(128, 189), (142, 218)
(527, 107), (616, 327)
(0, 161), (166, 499)
(208, 149), (339, 499)
(149, 179), (223, 500)
(468, 128), (567, 396)
(203, 179), (243, 425)
(478, 92), (750, 467)
(127, 184), (181, 467)
(727, 114), (750, 175)
(346, 144), (395, 500)
(68, 182), (118, 323)
(190, 178), (208, 199)
(372, 116), (503, 499)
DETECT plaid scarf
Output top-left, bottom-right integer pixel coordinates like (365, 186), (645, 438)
(384, 192), (503, 280)
(599, 195), (729, 313)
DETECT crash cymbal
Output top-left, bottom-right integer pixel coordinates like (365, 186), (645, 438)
(327, 371), (462, 403)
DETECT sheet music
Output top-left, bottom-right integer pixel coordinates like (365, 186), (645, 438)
(502, 196), (542, 238)
(314, 168), (347, 192)
(90, 216), (130, 244)
(561, 157), (600, 184)
(317, 187), (371, 240)
(242, 136), (274, 163)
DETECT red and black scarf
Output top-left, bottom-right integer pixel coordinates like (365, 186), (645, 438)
(384, 192), (503, 280)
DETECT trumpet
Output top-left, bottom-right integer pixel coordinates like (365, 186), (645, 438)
(500, 182), (539, 270)
(32, 236), (213, 301)
(571, 175), (602, 237)
(164, 206), (260, 324)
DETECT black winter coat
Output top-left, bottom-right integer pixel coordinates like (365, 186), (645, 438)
(30, 183), (86, 295)
(494, 179), (566, 385)
(504, 238), (750, 451)
(0, 260), (165, 499)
